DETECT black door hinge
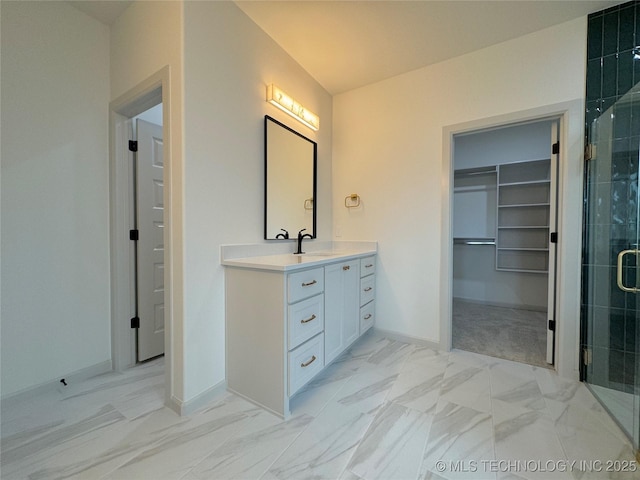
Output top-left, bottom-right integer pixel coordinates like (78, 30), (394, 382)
(548, 319), (556, 331)
(550, 232), (558, 243)
(131, 316), (140, 329)
(552, 142), (560, 155)
(129, 140), (138, 152)
(129, 229), (139, 241)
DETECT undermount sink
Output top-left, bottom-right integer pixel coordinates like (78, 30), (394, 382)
(298, 251), (340, 257)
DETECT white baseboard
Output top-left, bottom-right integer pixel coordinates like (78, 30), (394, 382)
(373, 327), (441, 350)
(169, 379), (228, 416)
(227, 386), (287, 419)
(1, 360), (113, 405)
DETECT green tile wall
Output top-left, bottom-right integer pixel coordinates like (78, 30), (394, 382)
(586, 1), (640, 131)
(582, 1), (639, 392)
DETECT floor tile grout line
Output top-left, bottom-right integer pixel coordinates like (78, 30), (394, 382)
(332, 402), (380, 480)
(411, 353), (447, 480)
(183, 410), (259, 480)
(257, 372), (360, 480)
(312, 336), (413, 479)
(8, 338), (638, 480)
(257, 334), (384, 479)
(254, 418), (317, 480)
(343, 341), (427, 480)
(100, 391), (253, 480)
(487, 355), (499, 470)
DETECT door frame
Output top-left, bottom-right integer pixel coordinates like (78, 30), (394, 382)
(109, 67), (173, 403)
(439, 100), (584, 379)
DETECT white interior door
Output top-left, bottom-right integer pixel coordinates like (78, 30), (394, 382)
(546, 121), (560, 365)
(136, 119), (164, 361)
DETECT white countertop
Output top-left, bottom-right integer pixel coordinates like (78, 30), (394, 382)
(221, 248), (377, 272)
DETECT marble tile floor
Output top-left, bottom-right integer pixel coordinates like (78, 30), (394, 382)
(589, 385), (637, 442)
(2, 331), (638, 480)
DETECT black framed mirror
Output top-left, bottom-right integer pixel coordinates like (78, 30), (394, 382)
(264, 115), (317, 240)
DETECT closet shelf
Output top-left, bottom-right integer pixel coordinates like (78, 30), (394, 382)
(496, 158), (552, 274)
(454, 158), (553, 274)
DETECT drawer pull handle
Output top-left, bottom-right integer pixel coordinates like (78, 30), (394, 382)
(364, 314), (372, 320)
(301, 314), (316, 324)
(364, 287), (373, 292)
(365, 264), (373, 268)
(301, 280), (317, 287)
(343, 265), (350, 271)
(301, 355), (317, 368)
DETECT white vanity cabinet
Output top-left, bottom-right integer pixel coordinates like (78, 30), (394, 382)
(324, 260), (360, 365)
(224, 249), (376, 418)
(360, 256), (376, 333)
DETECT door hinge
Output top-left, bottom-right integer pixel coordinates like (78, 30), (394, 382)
(129, 229), (139, 241)
(585, 143), (595, 161)
(552, 142), (560, 155)
(550, 232), (558, 243)
(548, 319), (556, 331)
(583, 347), (593, 366)
(129, 140), (138, 152)
(130, 316), (140, 329)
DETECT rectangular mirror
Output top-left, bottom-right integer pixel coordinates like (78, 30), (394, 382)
(264, 115), (317, 240)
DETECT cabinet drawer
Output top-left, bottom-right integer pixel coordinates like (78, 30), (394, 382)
(360, 275), (375, 306)
(360, 256), (376, 277)
(288, 294), (324, 350)
(360, 301), (375, 334)
(288, 333), (324, 396)
(288, 267), (324, 303)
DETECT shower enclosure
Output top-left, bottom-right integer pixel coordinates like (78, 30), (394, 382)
(582, 82), (640, 451)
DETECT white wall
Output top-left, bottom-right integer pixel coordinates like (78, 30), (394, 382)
(1, 1), (111, 396)
(333, 17), (586, 377)
(454, 120), (553, 170)
(135, 104), (163, 126)
(182, 1), (333, 401)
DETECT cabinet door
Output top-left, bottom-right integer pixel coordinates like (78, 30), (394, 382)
(342, 261), (360, 348)
(324, 260), (359, 364)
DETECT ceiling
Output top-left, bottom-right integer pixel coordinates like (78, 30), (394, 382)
(70, 0), (624, 95)
(69, 1), (133, 25)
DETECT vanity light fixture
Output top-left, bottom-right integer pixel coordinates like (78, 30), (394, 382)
(266, 84), (319, 131)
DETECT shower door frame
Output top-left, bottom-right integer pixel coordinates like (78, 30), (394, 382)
(580, 86), (640, 450)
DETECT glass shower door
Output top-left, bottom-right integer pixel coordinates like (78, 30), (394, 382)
(582, 83), (640, 450)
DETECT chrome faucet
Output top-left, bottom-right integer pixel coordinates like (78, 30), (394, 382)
(295, 228), (313, 254)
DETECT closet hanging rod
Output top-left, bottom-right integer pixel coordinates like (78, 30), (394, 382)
(454, 166), (497, 177)
(453, 237), (496, 245)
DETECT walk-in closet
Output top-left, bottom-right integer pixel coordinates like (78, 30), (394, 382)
(452, 120), (558, 367)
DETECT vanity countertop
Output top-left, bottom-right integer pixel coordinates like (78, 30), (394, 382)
(221, 248), (377, 272)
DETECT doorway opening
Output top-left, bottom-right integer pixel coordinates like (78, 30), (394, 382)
(450, 119), (560, 368)
(131, 105), (165, 362)
(109, 68), (173, 410)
